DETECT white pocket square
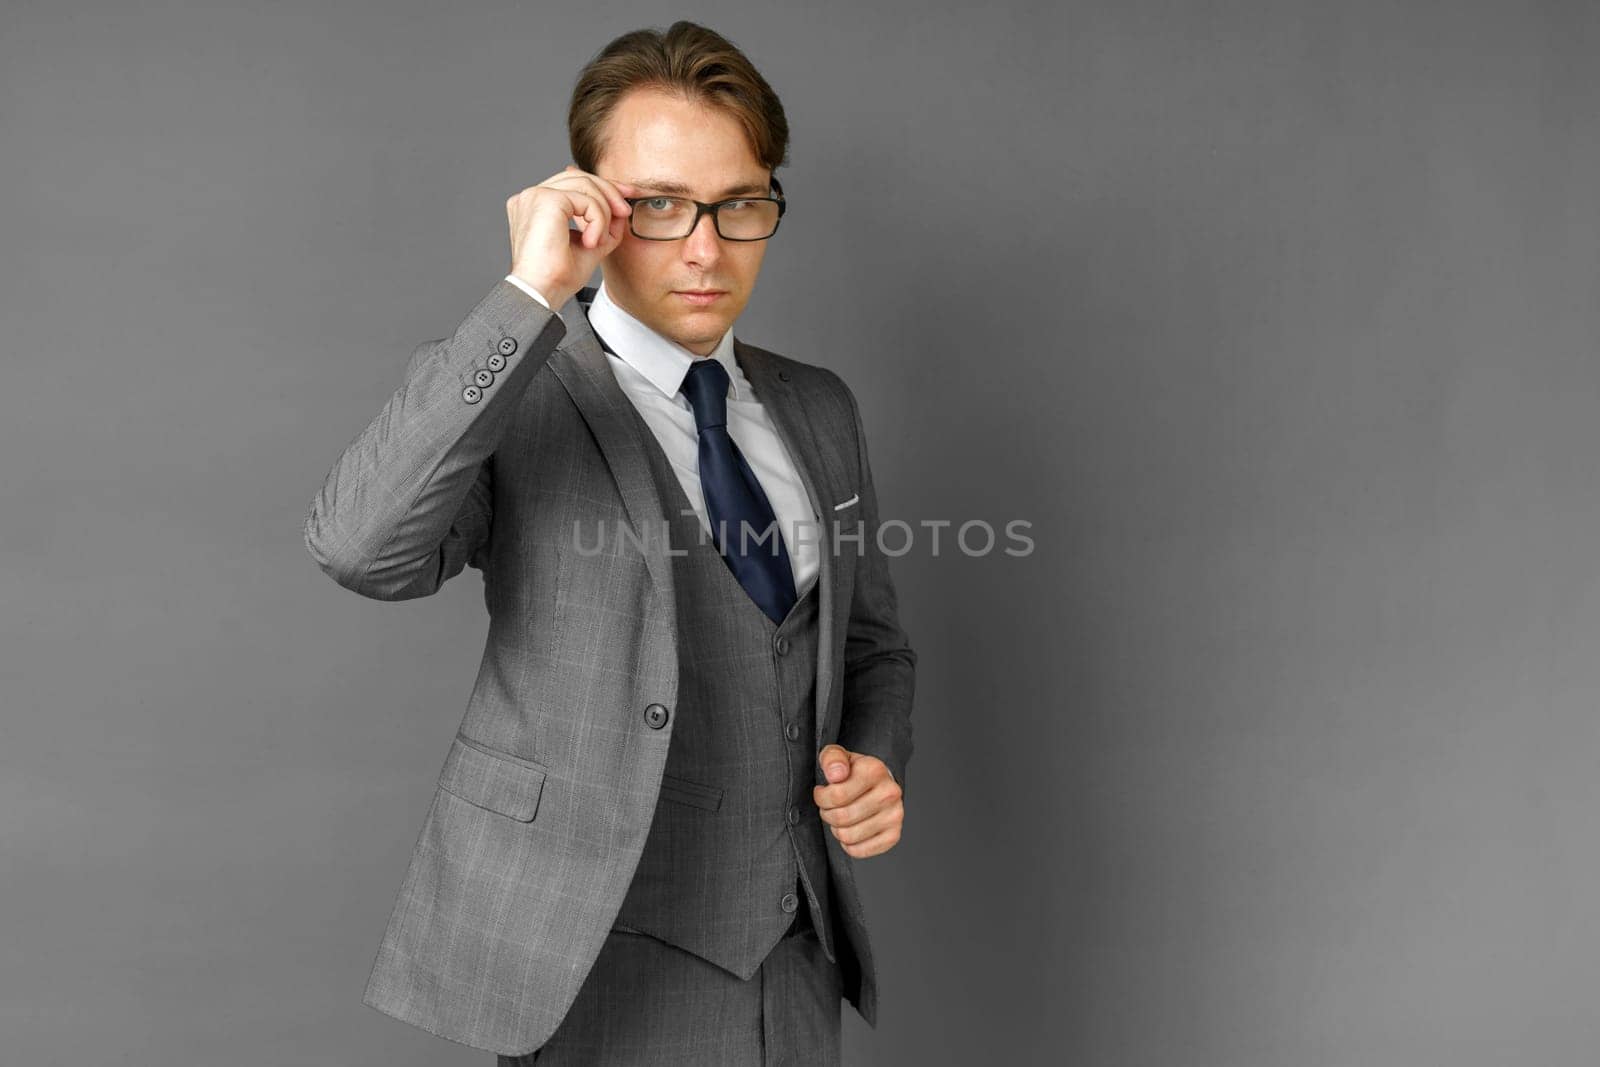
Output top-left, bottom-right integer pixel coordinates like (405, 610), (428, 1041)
(832, 493), (859, 511)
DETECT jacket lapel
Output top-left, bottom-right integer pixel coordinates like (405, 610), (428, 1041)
(548, 289), (672, 594)
(733, 338), (842, 750)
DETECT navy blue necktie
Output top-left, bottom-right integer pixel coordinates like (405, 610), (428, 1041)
(679, 357), (798, 624)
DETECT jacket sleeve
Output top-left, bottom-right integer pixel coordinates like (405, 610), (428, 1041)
(831, 379), (918, 797)
(303, 278), (567, 600)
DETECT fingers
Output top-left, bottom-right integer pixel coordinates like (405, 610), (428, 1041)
(542, 166), (638, 238)
(518, 165), (641, 254)
(826, 802), (904, 858)
(551, 186), (610, 249)
(816, 777), (901, 829)
(813, 773), (874, 811)
(838, 824), (902, 859)
(821, 792), (901, 832)
(814, 750), (899, 812)
(505, 164), (640, 294)
(566, 164), (639, 219)
(818, 743), (852, 784)
(574, 191), (607, 248)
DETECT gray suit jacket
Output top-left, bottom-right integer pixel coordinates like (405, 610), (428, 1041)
(303, 279), (916, 1055)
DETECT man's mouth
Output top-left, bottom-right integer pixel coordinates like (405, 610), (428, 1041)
(675, 289), (726, 305)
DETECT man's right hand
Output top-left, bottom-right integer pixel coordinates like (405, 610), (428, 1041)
(507, 165), (638, 309)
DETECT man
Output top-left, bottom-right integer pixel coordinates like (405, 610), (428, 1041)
(303, 20), (915, 1065)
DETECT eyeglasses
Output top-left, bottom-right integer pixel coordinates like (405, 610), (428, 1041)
(622, 175), (787, 241)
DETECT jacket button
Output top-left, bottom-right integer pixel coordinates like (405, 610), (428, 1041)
(487, 353), (506, 372)
(462, 385), (482, 403)
(780, 892), (799, 913)
(787, 804), (801, 825)
(644, 703), (669, 729)
(775, 635), (789, 655)
(473, 368), (494, 388)
(785, 721), (800, 741)
(497, 337), (517, 356)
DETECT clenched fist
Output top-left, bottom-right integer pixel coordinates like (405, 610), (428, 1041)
(506, 164), (640, 310)
(812, 743), (905, 859)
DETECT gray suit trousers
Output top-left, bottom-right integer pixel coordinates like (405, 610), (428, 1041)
(495, 888), (842, 1066)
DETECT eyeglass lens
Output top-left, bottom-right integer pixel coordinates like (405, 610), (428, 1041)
(631, 198), (781, 240)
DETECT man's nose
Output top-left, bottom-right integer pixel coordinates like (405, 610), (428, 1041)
(682, 211), (723, 260)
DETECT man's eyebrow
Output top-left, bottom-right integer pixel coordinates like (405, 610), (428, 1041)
(631, 177), (770, 198)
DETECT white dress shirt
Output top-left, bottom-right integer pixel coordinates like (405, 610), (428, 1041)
(503, 273), (820, 597)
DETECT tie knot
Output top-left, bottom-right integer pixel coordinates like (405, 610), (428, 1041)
(680, 357), (731, 430)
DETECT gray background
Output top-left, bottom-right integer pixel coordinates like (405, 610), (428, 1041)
(3, 0), (1597, 1063)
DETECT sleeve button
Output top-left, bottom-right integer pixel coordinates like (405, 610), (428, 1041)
(497, 337), (518, 356)
(462, 385), (482, 403)
(474, 368), (494, 388)
(487, 353), (506, 372)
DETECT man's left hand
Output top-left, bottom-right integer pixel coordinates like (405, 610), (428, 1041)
(812, 744), (904, 858)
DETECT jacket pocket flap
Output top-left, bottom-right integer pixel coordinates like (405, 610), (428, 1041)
(438, 732), (548, 822)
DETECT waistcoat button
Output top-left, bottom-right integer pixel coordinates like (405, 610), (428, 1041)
(775, 635), (790, 655)
(787, 804), (801, 825)
(785, 721), (800, 741)
(780, 892), (799, 913)
(643, 703), (669, 729)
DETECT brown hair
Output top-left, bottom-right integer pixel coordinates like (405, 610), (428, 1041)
(567, 20), (790, 184)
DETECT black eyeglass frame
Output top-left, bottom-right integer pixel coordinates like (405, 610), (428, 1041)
(621, 175), (787, 242)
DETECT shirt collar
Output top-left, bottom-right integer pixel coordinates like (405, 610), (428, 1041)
(586, 278), (743, 402)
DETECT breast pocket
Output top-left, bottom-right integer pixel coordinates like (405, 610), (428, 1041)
(437, 731), (548, 822)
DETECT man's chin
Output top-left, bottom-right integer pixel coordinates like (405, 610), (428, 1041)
(664, 310), (730, 340)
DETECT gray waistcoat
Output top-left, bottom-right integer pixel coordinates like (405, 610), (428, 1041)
(610, 402), (838, 979)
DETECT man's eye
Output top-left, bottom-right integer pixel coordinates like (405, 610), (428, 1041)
(642, 198), (676, 211)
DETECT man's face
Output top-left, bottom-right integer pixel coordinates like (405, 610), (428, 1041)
(595, 88), (774, 357)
